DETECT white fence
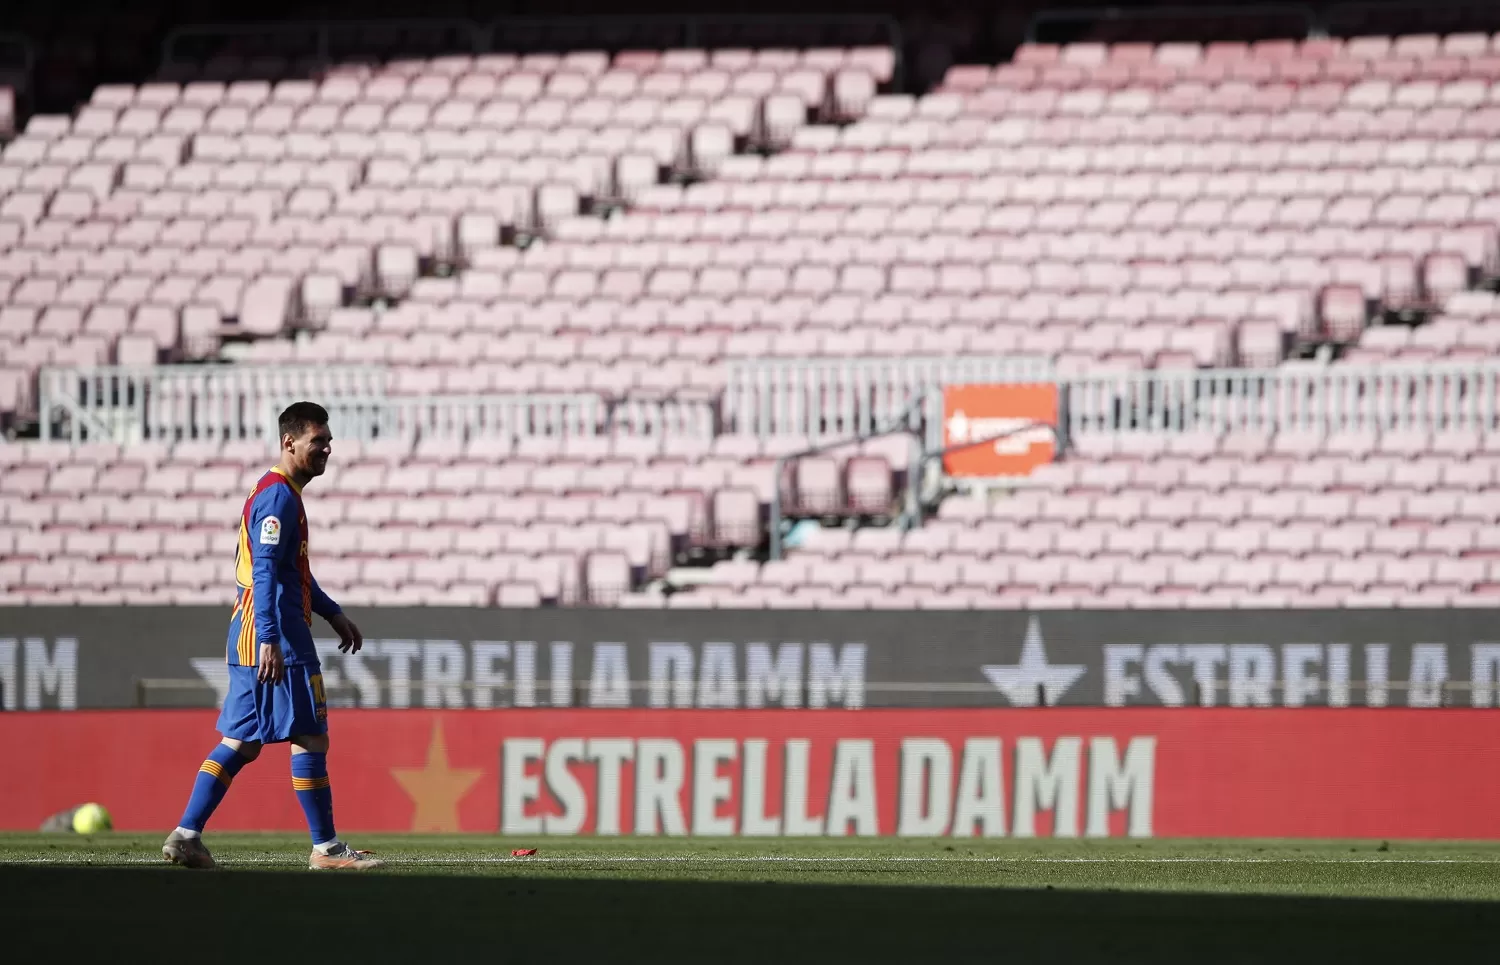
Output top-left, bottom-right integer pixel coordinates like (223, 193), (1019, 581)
(39, 366), (387, 443)
(728, 360), (1500, 450)
(40, 361), (1500, 447)
(303, 395), (606, 442)
(1056, 363), (1500, 440)
(36, 363), (719, 445)
(305, 394), (718, 442)
(610, 395), (718, 438)
(723, 357), (1054, 441)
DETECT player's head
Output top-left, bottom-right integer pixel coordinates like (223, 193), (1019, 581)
(277, 401), (332, 480)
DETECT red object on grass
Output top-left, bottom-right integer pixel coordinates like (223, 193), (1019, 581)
(511, 848), (538, 857)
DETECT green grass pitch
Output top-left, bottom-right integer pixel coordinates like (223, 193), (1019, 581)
(4, 835), (1499, 964)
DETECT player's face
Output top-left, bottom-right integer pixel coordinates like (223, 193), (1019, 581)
(287, 424), (333, 478)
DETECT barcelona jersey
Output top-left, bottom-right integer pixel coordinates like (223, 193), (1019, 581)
(226, 468), (341, 667)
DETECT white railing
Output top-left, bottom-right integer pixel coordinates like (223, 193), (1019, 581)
(739, 360), (1500, 448)
(43, 361), (1499, 447)
(301, 395), (607, 442)
(1058, 362), (1500, 438)
(724, 357), (1054, 441)
(273, 394), (718, 442)
(39, 366), (387, 443)
(610, 395), (718, 437)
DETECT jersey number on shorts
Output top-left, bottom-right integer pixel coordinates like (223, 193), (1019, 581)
(310, 673), (327, 722)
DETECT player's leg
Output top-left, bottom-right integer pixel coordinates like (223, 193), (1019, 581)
(164, 665), (267, 868)
(290, 733), (336, 849)
(285, 667), (382, 870)
(164, 739), (262, 868)
(178, 737), (263, 834)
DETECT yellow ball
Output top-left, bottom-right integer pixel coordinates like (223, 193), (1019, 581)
(71, 803), (112, 835)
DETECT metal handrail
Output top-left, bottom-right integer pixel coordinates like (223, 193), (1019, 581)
(909, 419), (1059, 528)
(725, 356), (1054, 441)
(769, 393), (927, 561)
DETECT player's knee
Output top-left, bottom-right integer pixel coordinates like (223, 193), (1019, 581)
(292, 734), (329, 755)
(223, 738), (262, 761)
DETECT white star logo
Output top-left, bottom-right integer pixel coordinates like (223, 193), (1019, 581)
(981, 617), (1086, 706)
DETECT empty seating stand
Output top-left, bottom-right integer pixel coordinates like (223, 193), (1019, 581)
(3, 25), (1500, 609)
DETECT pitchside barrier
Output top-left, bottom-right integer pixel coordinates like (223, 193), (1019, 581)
(4, 607), (1500, 838)
(3, 606), (1500, 711)
(4, 708), (1499, 838)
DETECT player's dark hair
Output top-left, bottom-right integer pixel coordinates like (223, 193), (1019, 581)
(278, 401), (329, 442)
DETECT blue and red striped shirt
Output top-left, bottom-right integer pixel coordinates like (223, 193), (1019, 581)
(226, 467), (341, 667)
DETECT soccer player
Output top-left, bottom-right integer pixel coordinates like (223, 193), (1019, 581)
(162, 402), (383, 870)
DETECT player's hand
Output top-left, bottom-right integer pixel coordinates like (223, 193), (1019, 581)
(257, 643), (285, 684)
(330, 612), (363, 654)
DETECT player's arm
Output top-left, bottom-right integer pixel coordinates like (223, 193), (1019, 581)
(311, 573), (364, 654)
(310, 573), (341, 620)
(249, 487), (295, 682)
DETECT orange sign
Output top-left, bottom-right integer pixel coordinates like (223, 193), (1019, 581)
(942, 383), (1059, 477)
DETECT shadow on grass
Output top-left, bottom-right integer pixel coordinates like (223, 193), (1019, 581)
(2, 866), (1495, 964)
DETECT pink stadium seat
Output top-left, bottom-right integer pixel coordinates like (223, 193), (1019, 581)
(1235, 318), (1284, 367)
(1421, 251), (1470, 303)
(710, 488), (760, 546)
(1318, 285), (1367, 342)
(584, 551), (633, 604)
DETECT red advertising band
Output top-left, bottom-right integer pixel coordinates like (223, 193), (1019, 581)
(4, 709), (1498, 838)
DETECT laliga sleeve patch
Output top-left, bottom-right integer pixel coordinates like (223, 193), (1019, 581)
(259, 515), (281, 545)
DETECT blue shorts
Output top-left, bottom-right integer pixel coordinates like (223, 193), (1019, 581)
(217, 663), (328, 744)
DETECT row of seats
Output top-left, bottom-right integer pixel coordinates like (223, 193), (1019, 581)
(14, 583), (536, 608)
(11, 544), (1500, 599)
(802, 109), (1500, 142)
(4, 428), (1498, 606)
(263, 322), (1237, 372)
(5, 219), (1488, 280)
(931, 490), (1500, 526)
(11, 429), (1496, 478)
(712, 550), (1500, 590)
(9, 514), (1499, 567)
(941, 35), (1500, 92)
(939, 80), (1500, 115)
(0, 434), (905, 466)
(14, 136), (1500, 201)
(1, 549), (638, 607)
(589, 585), (1497, 610)
(780, 519), (1500, 559)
